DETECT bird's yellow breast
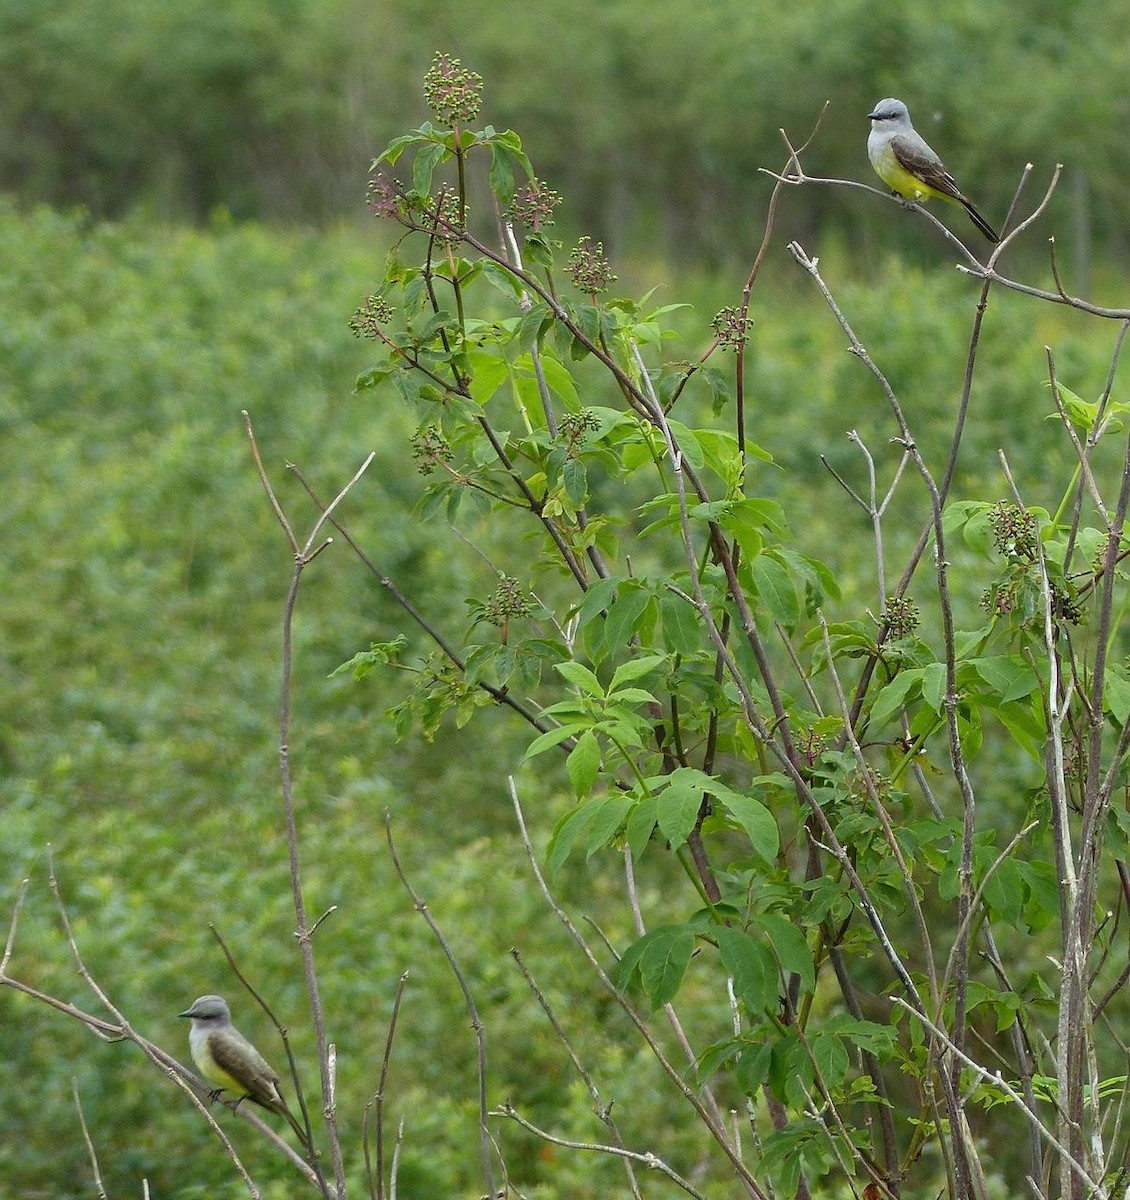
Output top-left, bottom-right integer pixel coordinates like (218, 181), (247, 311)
(871, 143), (934, 202)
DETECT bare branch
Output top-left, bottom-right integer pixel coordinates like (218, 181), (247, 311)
(384, 812), (497, 1200)
(492, 1102), (712, 1200)
(72, 1078), (108, 1200)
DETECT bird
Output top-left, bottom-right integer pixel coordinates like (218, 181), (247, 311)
(866, 97), (999, 243)
(178, 993), (307, 1143)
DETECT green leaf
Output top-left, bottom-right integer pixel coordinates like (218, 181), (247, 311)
(869, 668), (922, 729)
(829, 1016), (896, 1058)
(554, 660), (605, 696)
(715, 926), (776, 1014)
(755, 912), (814, 992)
(566, 729), (601, 798)
(563, 457), (588, 506)
(354, 363), (395, 393)
(715, 788), (780, 861)
(922, 661), (947, 712)
(654, 768), (709, 851)
(692, 427), (743, 486)
(694, 1037), (741, 1084)
(735, 1041), (773, 1096)
(597, 585), (652, 657)
(612, 930), (650, 990)
(515, 302), (553, 348)
(1051, 382), (1103, 432)
(609, 654), (667, 692)
(570, 574), (618, 632)
(748, 553), (800, 628)
(376, 130), (428, 166)
(411, 308), (454, 342)
(638, 925), (695, 1007)
(412, 141), (447, 197)
(698, 364), (732, 415)
(605, 686), (658, 707)
(945, 500), (995, 557)
(741, 497), (789, 536)
(1106, 668), (1130, 724)
(969, 655), (1039, 703)
(329, 638), (406, 680)
(467, 350), (510, 404)
(524, 723), (580, 758)
(660, 591), (702, 655)
(993, 698), (1046, 763)
(539, 354), (581, 408)
(625, 795), (658, 860)
(979, 847), (1025, 927)
(719, 502), (764, 562)
(666, 419), (705, 469)
(768, 1030), (812, 1108)
(524, 232), (557, 268)
(811, 1030), (850, 1088)
(488, 143), (517, 205)
(546, 797), (607, 874)
(581, 794), (634, 857)
(478, 259), (524, 302)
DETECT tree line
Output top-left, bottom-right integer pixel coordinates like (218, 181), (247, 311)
(3, 0), (1127, 267)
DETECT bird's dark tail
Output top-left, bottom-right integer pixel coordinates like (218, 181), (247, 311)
(250, 1090), (309, 1148)
(279, 1101), (309, 1148)
(960, 197), (999, 243)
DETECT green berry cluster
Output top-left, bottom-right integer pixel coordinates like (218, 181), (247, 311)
(423, 52), (483, 124)
(567, 237), (617, 294)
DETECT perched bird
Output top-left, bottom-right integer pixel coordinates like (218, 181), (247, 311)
(866, 97), (999, 243)
(178, 994), (306, 1143)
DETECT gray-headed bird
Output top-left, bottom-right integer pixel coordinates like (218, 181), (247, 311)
(179, 994), (306, 1143)
(867, 97), (998, 242)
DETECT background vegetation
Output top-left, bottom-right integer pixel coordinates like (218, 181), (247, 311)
(3, 0), (1130, 270)
(1, 4), (1129, 1198)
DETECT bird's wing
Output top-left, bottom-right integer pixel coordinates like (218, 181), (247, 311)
(889, 134), (965, 202)
(209, 1033), (286, 1111)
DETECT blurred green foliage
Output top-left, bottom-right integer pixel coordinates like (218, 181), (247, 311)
(2, 0), (1129, 267)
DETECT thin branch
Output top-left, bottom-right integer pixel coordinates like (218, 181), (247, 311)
(491, 1102), (711, 1200)
(368, 971), (409, 1200)
(507, 778), (769, 1200)
(384, 812), (496, 1200)
(389, 1118), (405, 1200)
(244, 411), (299, 553)
(621, 847), (731, 1138)
(289, 464), (553, 737)
(510, 948), (644, 1200)
(207, 925), (320, 1163)
(73, 1078), (108, 1200)
(817, 611), (941, 1009)
(248, 428), (371, 1198)
(1, 876), (29, 974)
(764, 161), (989, 266)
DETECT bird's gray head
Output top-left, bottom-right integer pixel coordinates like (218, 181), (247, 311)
(867, 98), (911, 128)
(178, 994), (232, 1025)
